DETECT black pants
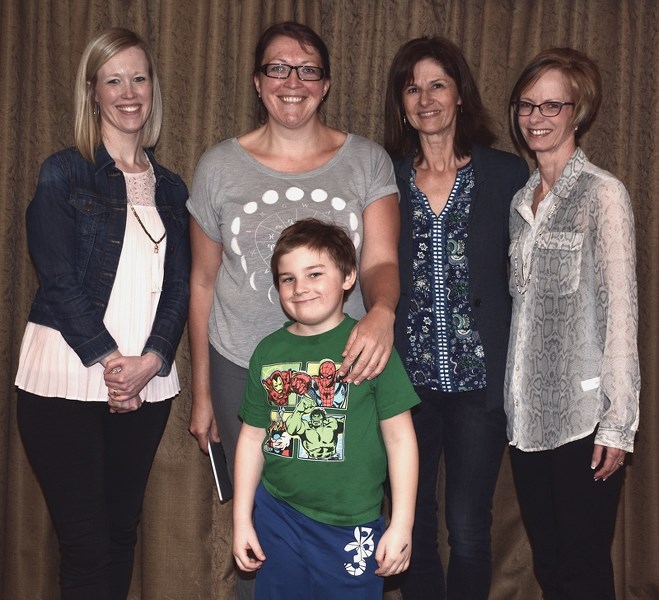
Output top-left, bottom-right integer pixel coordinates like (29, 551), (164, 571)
(17, 390), (171, 600)
(510, 430), (624, 600)
(398, 388), (506, 600)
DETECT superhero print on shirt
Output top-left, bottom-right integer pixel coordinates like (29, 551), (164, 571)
(261, 367), (312, 406)
(308, 360), (348, 408)
(265, 406), (292, 457)
(285, 396), (346, 460)
(260, 360), (349, 461)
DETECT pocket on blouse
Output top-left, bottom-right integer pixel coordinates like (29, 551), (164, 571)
(535, 231), (584, 296)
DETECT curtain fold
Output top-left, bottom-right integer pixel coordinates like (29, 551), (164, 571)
(1, 1), (656, 598)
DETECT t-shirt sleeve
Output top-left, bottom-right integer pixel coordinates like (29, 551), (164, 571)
(361, 138), (399, 209)
(186, 146), (223, 243)
(373, 348), (420, 420)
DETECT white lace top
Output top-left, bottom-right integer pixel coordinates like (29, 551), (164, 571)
(16, 162), (180, 402)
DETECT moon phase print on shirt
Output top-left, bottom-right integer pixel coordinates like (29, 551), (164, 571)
(231, 185), (360, 305)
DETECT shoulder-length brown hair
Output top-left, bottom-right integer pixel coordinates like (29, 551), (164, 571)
(74, 28), (162, 162)
(509, 47), (602, 152)
(384, 36), (495, 162)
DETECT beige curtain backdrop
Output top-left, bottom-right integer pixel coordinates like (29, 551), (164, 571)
(1, 1), (656, 598)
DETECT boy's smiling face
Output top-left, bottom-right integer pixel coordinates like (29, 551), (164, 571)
(277, 245), (356, 336)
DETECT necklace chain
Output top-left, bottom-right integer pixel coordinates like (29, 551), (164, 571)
(513, 199), (559, 294)
(123, 156), (165, 254)
(128, 202), (166, 253)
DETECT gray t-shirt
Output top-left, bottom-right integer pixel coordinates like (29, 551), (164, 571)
(187, 133), (398, 367)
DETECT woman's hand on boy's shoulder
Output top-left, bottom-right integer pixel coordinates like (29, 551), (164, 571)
(339, 306), (394, 384)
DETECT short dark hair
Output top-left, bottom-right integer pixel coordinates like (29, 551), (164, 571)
(253, 21), (330, 78)
(253, 22), (331, 123)
(509, 47), (602, 150)
(271, 219), (356, 289)
(384, 36), (495, 161)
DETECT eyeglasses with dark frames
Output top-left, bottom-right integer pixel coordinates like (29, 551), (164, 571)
(511, 100), (575, 117)
(259, 63), (325, 81)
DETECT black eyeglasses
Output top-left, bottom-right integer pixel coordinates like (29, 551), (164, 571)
(259, 63), (325, 81)
(511, 101), (575, 117)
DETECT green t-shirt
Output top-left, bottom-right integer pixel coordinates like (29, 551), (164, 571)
(239, 316), (420, 526)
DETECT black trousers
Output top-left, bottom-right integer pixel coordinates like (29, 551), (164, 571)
(17, 390), (171, 600)
(398, 388), (506, 600)
(510, 429), (624, 600)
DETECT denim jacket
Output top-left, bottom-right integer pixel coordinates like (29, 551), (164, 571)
(26, 144), (190, 375)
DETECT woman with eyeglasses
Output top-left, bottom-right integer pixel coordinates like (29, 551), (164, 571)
(384, 37), (528, 600)
(186, 21), (399, 598)
(505, 48), (640, 600)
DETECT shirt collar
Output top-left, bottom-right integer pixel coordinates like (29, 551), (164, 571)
(514, 147), (587, 221)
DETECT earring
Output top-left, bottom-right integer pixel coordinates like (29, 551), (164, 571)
(574, 125), (579, 132)
(403, 114), (408, 126)
(92, 103), (99, 119)
(458, 104), (463, 114)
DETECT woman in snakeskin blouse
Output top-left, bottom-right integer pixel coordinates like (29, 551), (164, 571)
(506, 48), (640, 600)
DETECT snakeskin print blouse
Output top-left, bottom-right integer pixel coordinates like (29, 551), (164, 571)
(505, 148), (640, 452)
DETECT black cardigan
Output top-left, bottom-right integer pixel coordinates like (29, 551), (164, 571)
(393, 144), (529, 410)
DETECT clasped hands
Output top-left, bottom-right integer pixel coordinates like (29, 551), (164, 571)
(102, 352), (163, 413)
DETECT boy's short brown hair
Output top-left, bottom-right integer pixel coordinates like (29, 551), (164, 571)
(271, 219), (356, 290)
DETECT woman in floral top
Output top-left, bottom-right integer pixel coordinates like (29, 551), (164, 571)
(506, 48), (640, 600)
(384, 37), (528, 600)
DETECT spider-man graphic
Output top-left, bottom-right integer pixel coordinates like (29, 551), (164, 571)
(309, 360), (348, 408)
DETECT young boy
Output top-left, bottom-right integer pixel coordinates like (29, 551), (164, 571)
(233, 218), (419, 599)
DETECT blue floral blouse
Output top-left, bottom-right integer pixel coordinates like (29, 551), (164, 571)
(404, 163), (487, 392)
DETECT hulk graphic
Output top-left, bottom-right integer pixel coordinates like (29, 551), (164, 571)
(285, 396), (344, 459)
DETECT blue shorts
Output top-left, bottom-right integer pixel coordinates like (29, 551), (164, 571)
(253, 484), (385, 599)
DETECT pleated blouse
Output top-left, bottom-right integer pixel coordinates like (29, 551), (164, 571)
(15, 162), (180, 403)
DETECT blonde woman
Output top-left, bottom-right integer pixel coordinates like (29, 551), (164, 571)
(16, 29), (190, 599)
